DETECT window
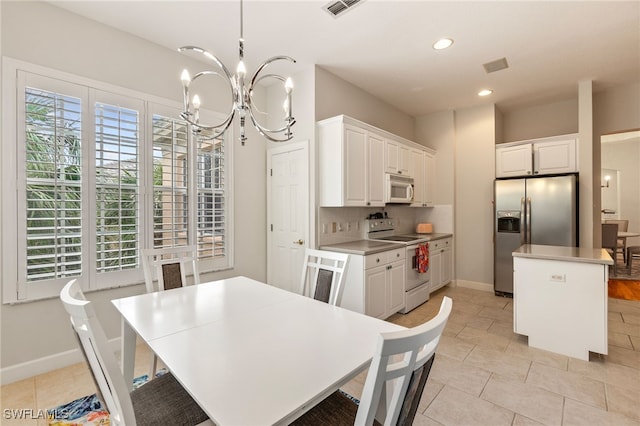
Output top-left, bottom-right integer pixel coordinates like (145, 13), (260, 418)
(2, 60), (232, 303)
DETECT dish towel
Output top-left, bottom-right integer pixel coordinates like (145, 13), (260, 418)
(416, 243), (429, 273)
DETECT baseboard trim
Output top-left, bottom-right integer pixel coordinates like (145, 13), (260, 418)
(455, 279), (493, 293)
(1, 337), (122, 385)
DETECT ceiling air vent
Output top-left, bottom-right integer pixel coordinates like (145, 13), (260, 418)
(323, 0), (366, 18)
(483, 57), (509, 74)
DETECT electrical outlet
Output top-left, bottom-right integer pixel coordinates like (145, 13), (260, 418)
(346, 222), (352, 231)
(322, 223), (327, 234)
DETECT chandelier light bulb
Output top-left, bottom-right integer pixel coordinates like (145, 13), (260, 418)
(181, 69), (191, 87)
(192, 95), (201, 110)
(236, 60), (247, 77)
(285, 77), (293, 94)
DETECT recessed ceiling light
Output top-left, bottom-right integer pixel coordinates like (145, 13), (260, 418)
(478, 89), (493, 97)
(433, 38), (454, 50)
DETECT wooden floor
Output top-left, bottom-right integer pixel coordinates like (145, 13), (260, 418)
(608, 279), (640, 301)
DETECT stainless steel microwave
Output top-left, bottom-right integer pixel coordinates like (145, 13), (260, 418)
(385, 173), (414, 203)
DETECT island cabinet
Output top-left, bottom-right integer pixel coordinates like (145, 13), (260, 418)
(341, 248), (406, 320)
(318, 116), (385, 207)
(512, 244), (612, 361)
(496, 134), (578, 178)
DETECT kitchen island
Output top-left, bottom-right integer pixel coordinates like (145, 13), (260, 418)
(512, 244), (613, 361)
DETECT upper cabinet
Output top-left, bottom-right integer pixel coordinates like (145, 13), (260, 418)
(318, 116), (385, 207)
(411, 149), (435, 207)
(385, 138), (412, 176)
(318, 115), (436, 207)
(496, 134), (578, 178)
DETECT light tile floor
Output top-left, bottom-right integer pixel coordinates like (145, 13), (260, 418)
(350, 285), (640, 426)
(1, 285), (639, 425)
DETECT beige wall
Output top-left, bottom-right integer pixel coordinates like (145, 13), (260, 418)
(501, 98), (578, 143)
(454, 105), (497, 286)
(593, 81), (640, 246)
(601, 139), (640, 235)
(0, 1), (270, 373)
(314, 66), (415, 141)
(415, 111), (455, 205)
(594, 82), (640, 136)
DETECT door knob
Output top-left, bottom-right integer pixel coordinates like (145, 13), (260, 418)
(293, 239), (304, 245)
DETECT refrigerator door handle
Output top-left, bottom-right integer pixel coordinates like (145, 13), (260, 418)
(526, 197), (532, 244)
(520, 197), (526, 245)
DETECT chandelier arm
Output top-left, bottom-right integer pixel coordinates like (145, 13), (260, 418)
(181, 108), (236, 134)
(246, 73), (286, 116)
(248, 109), (294, 143)
(178, 46), (235, 82)
(248, 56), (296, 90)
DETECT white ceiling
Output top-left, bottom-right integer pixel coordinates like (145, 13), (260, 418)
(49, 0), (640, 117)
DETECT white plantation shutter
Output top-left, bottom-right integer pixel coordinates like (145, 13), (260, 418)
(152, 114), (189, 248)
(24, 87), (83, 282)
(4, 61), (232, 302)
(94, 102), (140, 273)
(197, 134), (227, 259)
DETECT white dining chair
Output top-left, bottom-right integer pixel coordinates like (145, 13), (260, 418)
(299, 249), (350, 306)
(141, 245), (200, 293)
(141, 245), (200, 378)
(292, 296), (453, 426)
(60, 280), (213, 426)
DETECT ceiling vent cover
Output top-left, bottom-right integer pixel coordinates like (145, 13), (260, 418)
(323, 0), (366, 18)
(483, 57), (509, 74)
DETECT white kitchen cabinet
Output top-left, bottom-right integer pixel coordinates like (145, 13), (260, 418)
(533, 138), (577, 175)
(496, 144), (533, 177)
(340, 248), (406, 319)
(513, 245), (610, 360)
(367, 133), (385, 206)
(496, 134), (578, 178)
(318, 116), (385, 207)
(429, 237), (452, 293)
(385, 139), (411, 176)
(411, 149), (436, 207)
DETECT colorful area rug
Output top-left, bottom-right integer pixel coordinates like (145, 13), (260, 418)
(47, 372), (160, 425)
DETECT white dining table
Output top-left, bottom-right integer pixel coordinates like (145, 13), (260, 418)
(112, 276), (404, 425)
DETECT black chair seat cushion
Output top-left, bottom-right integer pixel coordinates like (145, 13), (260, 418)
(131, 372), (209, 426)
(291, 390), (381, 426)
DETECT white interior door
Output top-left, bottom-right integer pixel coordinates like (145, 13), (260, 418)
(267, 141), (309, 293)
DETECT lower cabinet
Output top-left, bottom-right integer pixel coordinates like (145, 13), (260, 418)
(339, 248), (406, 319)
(429, 238), (452, 293)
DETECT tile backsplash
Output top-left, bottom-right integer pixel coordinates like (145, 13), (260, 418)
(317, 204), (453, 246)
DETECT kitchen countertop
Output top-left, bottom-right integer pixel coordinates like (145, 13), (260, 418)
(512, 244), (613, 265)
(320, 240), (404, 255)
(321, 233), (452, 256)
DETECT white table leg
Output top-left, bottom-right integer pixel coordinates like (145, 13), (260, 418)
(120, 318), (136, 392)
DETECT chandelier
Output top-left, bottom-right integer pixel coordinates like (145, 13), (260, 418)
(178, 0), (296, 145)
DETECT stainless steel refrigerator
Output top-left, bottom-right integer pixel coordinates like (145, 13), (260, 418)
(494, 174), (578, 295)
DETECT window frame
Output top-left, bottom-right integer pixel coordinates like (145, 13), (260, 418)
(2, 58), (234, 304)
